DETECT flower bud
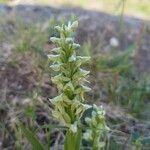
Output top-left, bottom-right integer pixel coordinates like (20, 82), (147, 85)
(71, 21), (78, 30)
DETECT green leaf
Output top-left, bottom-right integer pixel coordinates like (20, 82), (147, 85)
(64, 129), (82, 150)
(50, 94), (64, 104)
(73, 69), (90, 80)
(79, 69), (90, 76)
(61, 76), (70, 82)
(63, 82), (74, 92)
(51, 74), (62, 85)
(76, 56), (91, 65)
(69, 54), (76, 62)
(62, 111), (72, 123)
(24, 106), (36, 119)
(75, 128), (82, 150)
(75, 106), (84, 115)
(72, 43), (80, 50)
(76, 85), (91, 94)
(47, 54), (60, 62)
(54, 26), (62, 32)
(50, 37), (61, 44)
(51, 47), (61, 53)
(70, 21), (78, 30)
(50, 64), (61, 71)
(61, 65), (70, 75)
(81, 85), (91, 92)
(20, 123), (47, 150)
(65, 38), (74, 44)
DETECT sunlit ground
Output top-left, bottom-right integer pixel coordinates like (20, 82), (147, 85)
(1, 0), (150, 19)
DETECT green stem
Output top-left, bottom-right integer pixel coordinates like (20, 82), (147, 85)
(92, 131), (100, 150)
(64, 128), (81, 150)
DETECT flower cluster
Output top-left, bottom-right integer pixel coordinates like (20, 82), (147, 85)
(83, 104), (109, 149)
(48, 21), (91, 132)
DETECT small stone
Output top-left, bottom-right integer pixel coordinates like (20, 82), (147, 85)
(110, 37), (119, 47)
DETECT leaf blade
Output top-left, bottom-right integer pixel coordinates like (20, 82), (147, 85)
(20, 123), (47, 150)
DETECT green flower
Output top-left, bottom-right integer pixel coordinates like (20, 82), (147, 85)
(48, 20), (109, 150)
(48, 20), (91, 131)
(83, 105), (109, 149)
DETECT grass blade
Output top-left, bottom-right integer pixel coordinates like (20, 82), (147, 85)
(20, 123), (47, 150)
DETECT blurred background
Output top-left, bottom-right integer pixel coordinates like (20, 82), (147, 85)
(0, 0), (150, 150)
(1, 0), (150, 19)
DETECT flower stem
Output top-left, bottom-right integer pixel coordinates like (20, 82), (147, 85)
(64, 128), (81, 150)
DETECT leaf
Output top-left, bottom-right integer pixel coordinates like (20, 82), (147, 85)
(61, 76), (70, 82)
(72, 43), (80, 50)
(64, 129), (82, 150)
(54, 26), (62, 32)
(69, 54), (76, 62)
(52, 110), (62, 120)
(76, 56), (91, 65)
(81, 85), (91, 92)
(50, 94), (63, 104)
(47, 54), (60, 62)
(51, 74), (62, 84)
(75, 85), (91, 94)
(73, 69), (90, 81)
(63, 81), (74, 92)
(75, 128), (82, 150)
(38, 124), (67, 130)
(24, 106), (36, 119)
(60, 66), (69, 75)
(20, 123), (47, 150)
(50, 64), (61, 71)
(50, 37), (61, 44)
(65, 38), (74, 44)
(51, 47), (61, 53)
(62, 111), (71, 123)
(71, 100), (81, 113)
(70, 21), (78, 30)
(75, 106), (84, 115)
